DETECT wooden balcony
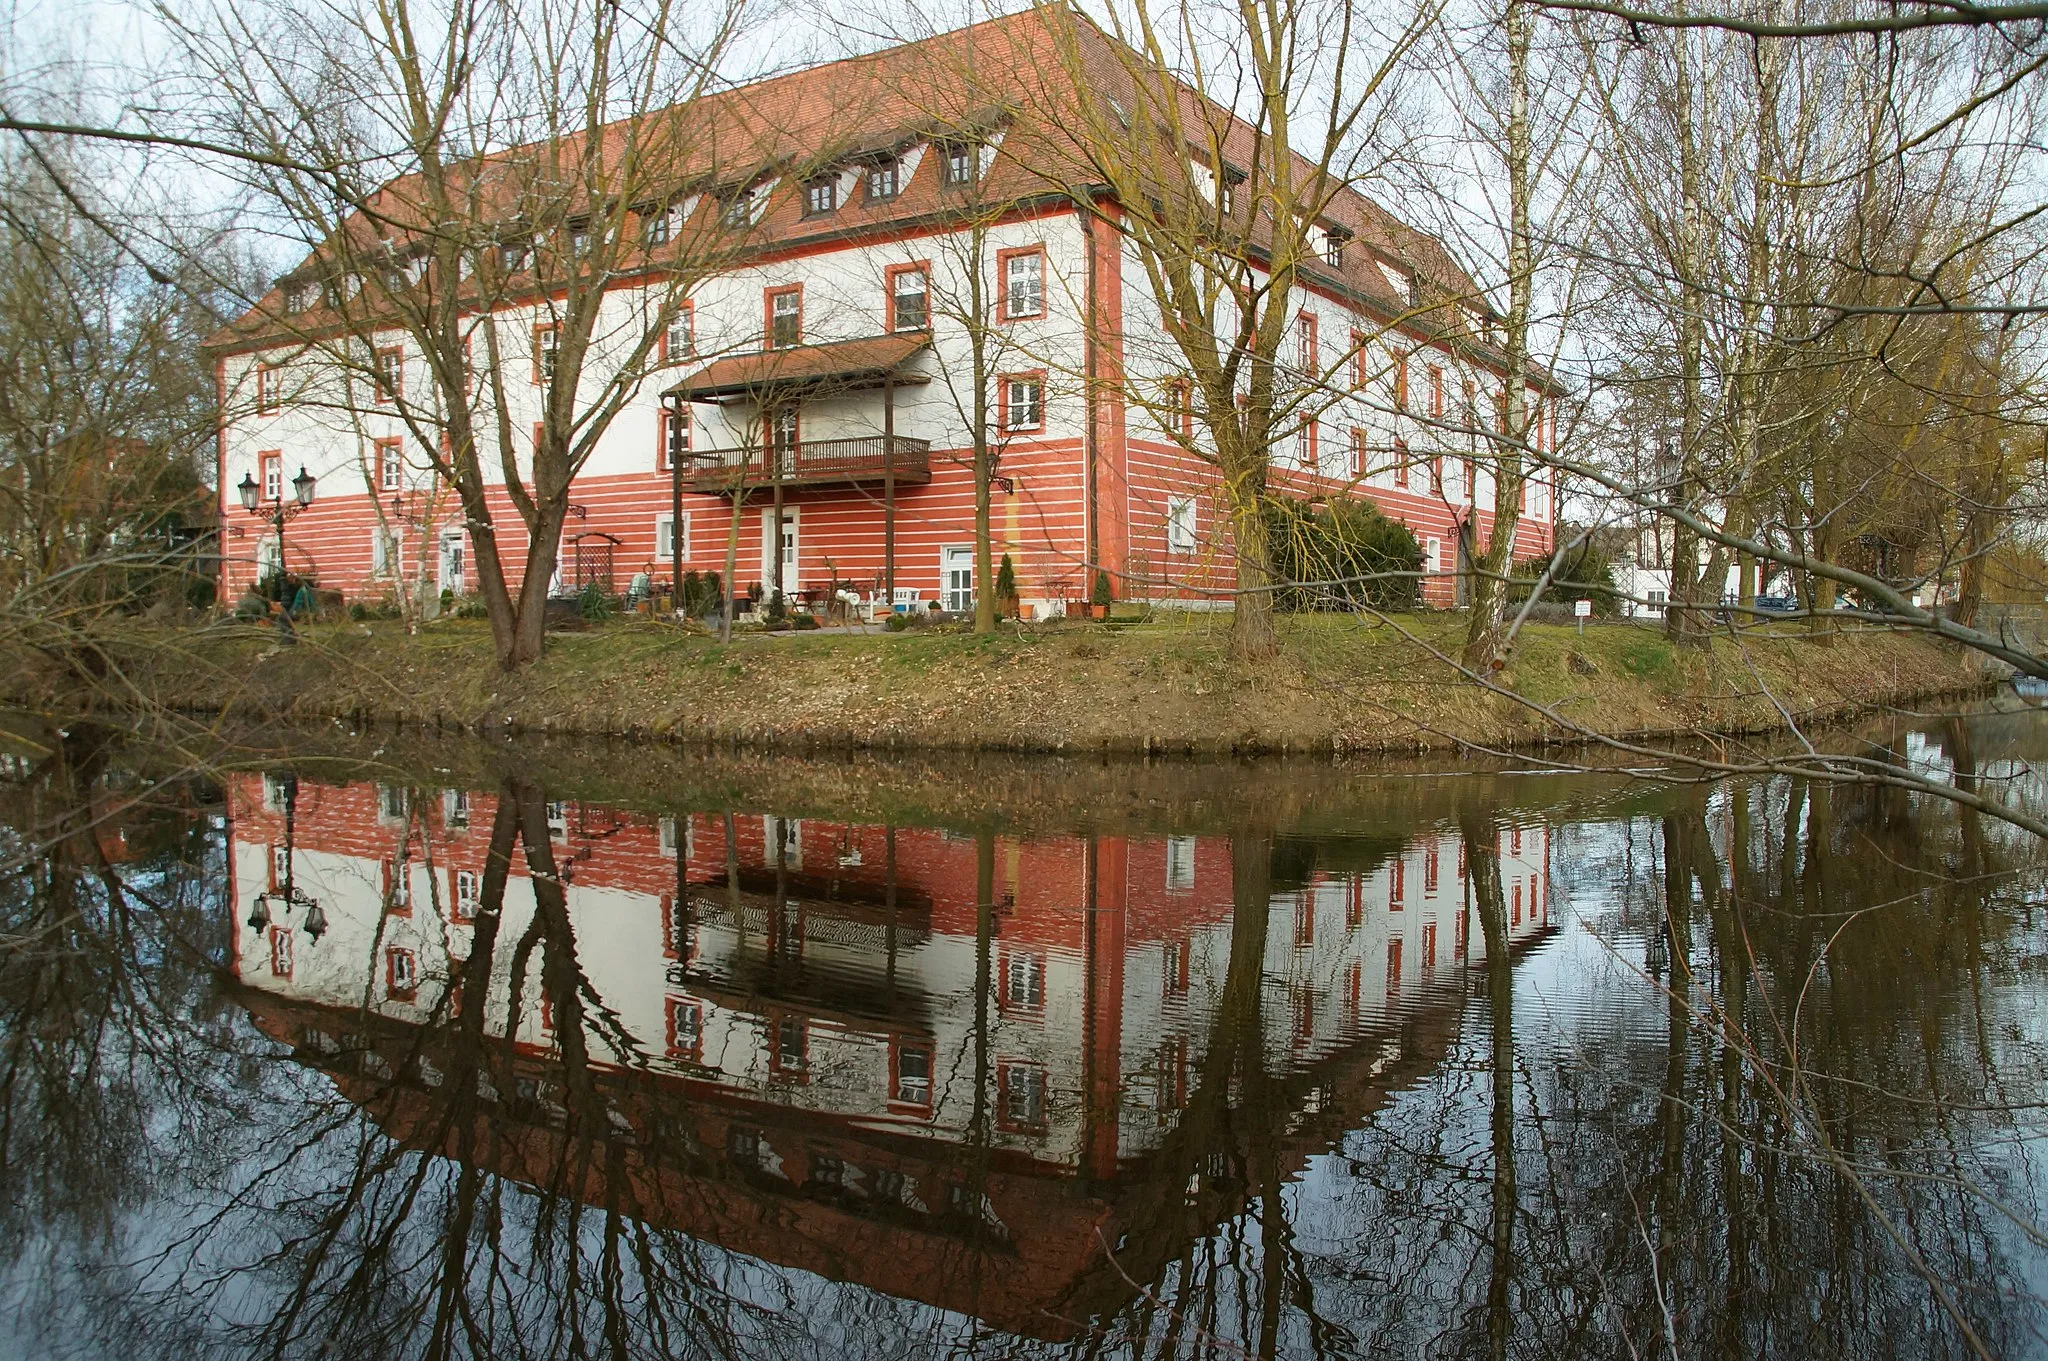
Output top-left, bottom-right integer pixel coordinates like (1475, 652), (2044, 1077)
(681, 435), (932, 494)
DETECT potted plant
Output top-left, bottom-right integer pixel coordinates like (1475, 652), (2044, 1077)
(1089, 569), (1113, 620)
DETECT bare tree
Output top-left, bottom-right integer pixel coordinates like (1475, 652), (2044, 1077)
(166, 0), (755, 669)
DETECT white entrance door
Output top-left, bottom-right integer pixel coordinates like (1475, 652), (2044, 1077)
(760, 507), (799, 595)
(942, 546), (974, 613)
(439, 530), (466, 594)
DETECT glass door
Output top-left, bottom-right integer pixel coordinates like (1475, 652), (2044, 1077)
(943, 546), (974, 613)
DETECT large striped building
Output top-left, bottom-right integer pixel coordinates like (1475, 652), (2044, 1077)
(209, 7), (1557, 617)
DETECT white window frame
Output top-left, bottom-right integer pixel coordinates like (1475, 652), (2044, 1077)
(1003, 375), (1043, 432)
(1004, 251), (1043, 318)
(655, 512), (687, 563)
(1165, 835), (1197, 889)
(891, 267), (929, 332)
(370, 525), (401, 576)
(1165, 497), (1196, 554)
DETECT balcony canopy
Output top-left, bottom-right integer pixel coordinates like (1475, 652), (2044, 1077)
(664, 332), (932, 405)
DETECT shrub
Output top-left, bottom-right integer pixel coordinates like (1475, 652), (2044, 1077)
(347, 600), (369, 621)
(996, 553), (1018, 607)
(1263, 496), (1424, 611)
(1092, 569), (1114, 607)
(764, 590), (788, 624)
(884, 611), (913, 632)
(577, 582), (613, 621)
(1510, 544), (1620, 616)
(792, 612), (821, 630)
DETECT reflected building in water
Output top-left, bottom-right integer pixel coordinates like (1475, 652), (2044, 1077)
(223, 773), (1550, 1336)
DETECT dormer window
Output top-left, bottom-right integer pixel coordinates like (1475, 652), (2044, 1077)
(805, 176), (838, 216)
(500, 239), (531, 273)
(642, 206), (672, 247)
(284, 282), (312, 314)
(1321, 225), (1352, 267)
(940, 142), (977, 187)
(866, 159), (900, 202)
(722, 187), (755, 228)
(567, 221), (593, 257)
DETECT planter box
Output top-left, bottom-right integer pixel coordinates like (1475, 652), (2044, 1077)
(1064, 601), (1109, 620)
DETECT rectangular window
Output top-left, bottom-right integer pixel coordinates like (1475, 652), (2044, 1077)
(1000, 1064), (1046, 1128)
(269, 926), (293, 979)
(667, 997), (702, 1056)
(387, 855), (410, 911)
(1387, 938), (1403, 993)
(941, 142), (977, 186)
(767, 407), (799, 459)
(452, 869), (479, 923)
(1463, 456), (1477, 504)
(1165, 835), (1197, 888)
(387, 947), (417, 999)
(1423, 921), (1438, 969)
(257, 363), (281, 415)
(894, 1041), (932, 1105)
(888, 265), (929, 332)
(1394, 438), (1410, 489)
(642, 205), (671, 246)
(766, 287), (801, 349)
(1425, 844), (1440, 892)
(1322, 225), (1350, 267)
(1166, 496), (1196, 554)
(655, 513), (686, 563)
(534, 323), (558, 386)
(261, 451), (283, 503)
(1003, 952), (1046, 1010)
(722, 187), (754, 227)
(1167, 378), (1194, 437)
(567, 221), (592, 257)
(774, 1015), (808, 1078)
(1391, 856), (1406, 907)
(1297, 420), (1318, 470)
(1394, 352), (1410, 411)
(375, 345), (403, 403)
(1295, 312), (1317, 371)
(1001, 374), (1044, 432)
(1350, 332), (1368, 390)
(1000, 247), (1044, 320)
(1429, 365), (1444, 418)
(662, 303), (695, 363)
(804, 176), (838, 216)
(375, 436), (403, 492)
(865, 160), (900, 201)
(500, 239), (530, 273)
(371, 526), (400, 575)
(1350, 428), (1369, 478)
(658, 406), (692, 471)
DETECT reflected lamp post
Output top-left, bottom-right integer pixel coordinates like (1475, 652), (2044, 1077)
(246, 772), (328, 944)
(237, 463), (317, 643)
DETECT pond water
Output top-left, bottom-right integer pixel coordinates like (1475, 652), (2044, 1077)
(2, 705), (2046, 1359)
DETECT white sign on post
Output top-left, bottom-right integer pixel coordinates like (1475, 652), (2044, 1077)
(1573, 599), (1593, 618)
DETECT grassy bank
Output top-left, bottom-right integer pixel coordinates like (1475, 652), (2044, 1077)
(77, 611), (1991, 757)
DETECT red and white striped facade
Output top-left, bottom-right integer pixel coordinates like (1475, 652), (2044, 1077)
(211, 16), (1557, 616)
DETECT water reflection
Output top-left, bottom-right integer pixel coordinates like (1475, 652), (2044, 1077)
(3, 709), (2047, 1358)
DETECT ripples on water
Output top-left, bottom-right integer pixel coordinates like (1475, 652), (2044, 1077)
(0, 707), (2045, 1359)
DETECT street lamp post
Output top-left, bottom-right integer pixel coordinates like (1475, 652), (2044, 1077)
(244, 771), (328, 945)
(238, 464), (317, 643)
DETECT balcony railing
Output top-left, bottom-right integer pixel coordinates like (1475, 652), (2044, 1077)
(681, 435), (932, 493)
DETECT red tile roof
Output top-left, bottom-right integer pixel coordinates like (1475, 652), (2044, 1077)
(664, 332), (931, 401)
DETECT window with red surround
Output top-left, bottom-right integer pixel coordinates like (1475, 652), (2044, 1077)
(269, 926), (293, 979)
(885, 262), (930, 333)
(1350, 428), (1369, 478)
(1350, 331), (1368, 390)
(999, 371), (1045, 433)
(533, 323), (558, 386)
(996, 246), (1045, 321)
(375, 345), (403, 403)
(764, 286), (802, 349)
(260, 451), (283, 504)
(1428, 364), (1444, 418)
(1394, 352), (1410, 411)
(1295, 311), (1317, 372)
(374, 436), (403, 493)
(386, 947), (417, 1001)
(1394, 438), (1410, 489)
